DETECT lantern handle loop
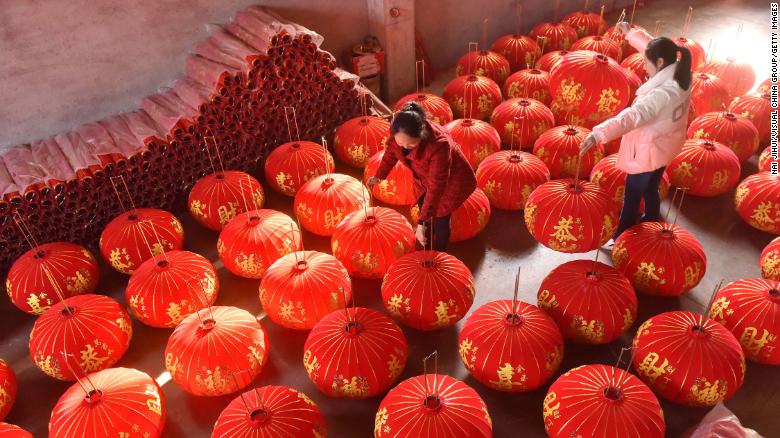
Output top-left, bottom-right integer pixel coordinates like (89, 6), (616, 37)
(682, 6), (693, 38)
(209, 136), (226, 174)
(322, 136), (332, 178)
(704, 279), (724, 320)
(629, 0), (638, 25)
(482, 19), (489, 53)
(12, 211), (39, 249)
(510, 265), (521, 322)
(603, 9), (627, 58)
(229, 369), (265, 416)
(60, 351), (98, 395)
(415, 60), (423, 94)
(598, 6), (606, 35)
(515, 3), (523, 37)
(671, 187), (687, 228)
(283, 107), (301, 143)
(610, 346), (632, 389)
(509, 115), (524, 152)
(422, 350), (439, 400)
(654, 20), (663, 36)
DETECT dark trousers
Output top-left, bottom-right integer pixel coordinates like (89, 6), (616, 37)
(417, 194), (451, 251)
(614, 166), (666, 239)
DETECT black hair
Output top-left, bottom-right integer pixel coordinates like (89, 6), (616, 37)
(391, 101), (429, 140)
(644, 37), (692, 91)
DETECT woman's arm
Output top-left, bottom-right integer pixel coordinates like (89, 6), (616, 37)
(590, 86), (676, 144)
(418, 143), (451, 222)
(625, 27), (654, 53)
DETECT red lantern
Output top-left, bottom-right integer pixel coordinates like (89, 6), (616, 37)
(701, 58), (756, 97)
(525, 179), (618, 253)
(260, 250), (351, 330)
(690, 72), (731, 117)
(334, 116), (390, 168)
(760, 237), (780, 281)
(571, 35), (621, 61)
(458, 300), (564, 391)
(443, 75), (502, 120)
(729, 93), (772, 144)
(476, 150), (550, 210)
(264, 141), (334, 197)
(381, 251), (474, 331)
(632, 311), (745, 406)
(332, 207), (416, 279)
(0, 360), (16, 421)
(538, 260), (637, 344)
(212, 386), (326, 438)
(294, 173), (370, 237)
(218, 209), (302, 279)
(364, 150), (417, 206)
(530, 23), (578, 53)
(49, 367), (165, 438)
(503, 68), (552, 105)
(590, 153), (671, 208)
(563, 11), (607, 38)
(100, 208), (185, 275)
(604, 24), (646, 59)
(688, 111), (760, 162)
(410, 189), (491, 243)
(675, 37), (706, 69)
(165, 306), (268, 396)
(0, 423), (31, 437)
(543, 364), (665, 438)
(535, 50), (569, 72)
(549, 50), (632, 129)
(490, 34), (542, 72)
(621, 52), (647, 82)
(374, 373), (492, 438)
(29, 294), (132, 381)
(757, 78), (772, 95)
(735, 172), (780, 234)
(7, 242), (99, 315)
(759, 146), (777, 173)
(603, 137), (622, 155)
(490, 98), (555, 149)
(612, 222), (706, 296)
(709, 278), (780, 365)
(304, 307), (408, 398)
(444, 118), (501, 168)
(188, 171), (265, 231)
(393, 93), (453, 125)
(456, 49), (511, 85)
(667, 139), (741, 197)
(533, 125), (604, 178)
(126, 250), (219, 328)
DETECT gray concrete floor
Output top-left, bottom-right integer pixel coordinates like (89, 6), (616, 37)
(1, 0), (777, 437)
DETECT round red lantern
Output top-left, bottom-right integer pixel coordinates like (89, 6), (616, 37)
(334, 116), (390, 168)
(621, 52), (647, 82)
(49, 367), (165, 438)
(410, 189), (491, 242)
(443, 75), (502, 120)
(264, 141), (334, 197)
(759, 146), (776, 173)
(701, 58), (756, 97)
(535, 50), (569, 72)
(393, 93), (453, 125)
(165, 306), (268, 396)
(612, 222), (706, 296)
(0, 423), (31, 437)
(212, 385), (326, 438)
(543, 364), (665, 438)
(456, 49), (511, 85)
(364, 150), (417, 205)
(603, 137), (622, 155)
(490, 98), (555, 149)
(0, 360), (16, 421)
(381, 250), (475, 331)
(709, 278), (780, 364)
(674, 36), (706, 69)
(218, 209), (302, 279)
(7, 242), (99, 315)
(503, 68), (552, 105)
(304, 307), (408, 399)
(100, 208), (184, 275)
(525, 179), (618, 253)
(632, 311), (745, 406)
(590, 153), (671, 207)
(690, 72), (731, 117)
(294, 173), (369, 237)
(458, 300), (564, 391)
(533, 125), (604, 178)
(571, 35), (621, 61)
(688, 111), (760, 162)
(667, 139), (741, 197)
(188, 170), (265, 231)
(537, 260), (637, 344)
(760, 237), (780, 281)
(563, 11), (607, 38)
(332, 207), (416, 279)
(445, 118), (501, 168)
(758, 78), (772, 95)
(476, 150), (550, 210)
(491, 34), (542, 72)
(126, 250), (219, 328)
(735, 172), (780, 234)
(729, 93), (772, 144)
(549, 50), (632, 128)
(530, 22), (578, 53)
(374, 373), (492, 438)
(260, 250), (351, 330)
(29, 294), (132, 381)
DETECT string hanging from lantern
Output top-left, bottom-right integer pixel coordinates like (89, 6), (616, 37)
(510, 265), (522, 324)
(422, 350), (440, 408)
(59, 351), (98, 399)
(553, 0), (561, 23)
(283, 106), (302, 144)
(629, 0), (638, 25)
(515, 3), (523, 37)
(603, 9), (627, 59)
(607, 346), (634, 395)
(108, 175), (169, 265)
(701, 280), (725, 325)
(654, 20), (663, 35)
(482, 19), (489, 55)
(682, 6), (693, 38)
(598, 5), (606, 34)
(229, 369), (266, 419)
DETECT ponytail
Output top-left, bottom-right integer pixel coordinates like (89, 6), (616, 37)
(645, 37), (693, 91)
(391, 101), (430, 139)
(674, 46), (693, 91)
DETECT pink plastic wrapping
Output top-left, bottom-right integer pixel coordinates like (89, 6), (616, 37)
(76, 122), (123, 160)
(207, 25), (259, 64)
(141, 89), (198, 133)
(171, 79), (213, 111)
(681, 404), (762, 438)
(30, 138), (75, 183)
(229, 11), (282, 53)
(54, 131), (101, 173)
(0, 159), (19, 197)
(121, 110), (167, 145)
(185, 55), (236, 90)
(195, 35), (246, 72)
(1, 145), (46, 191)
(99, 116), (145, 157)
(245, 6), (324, 47)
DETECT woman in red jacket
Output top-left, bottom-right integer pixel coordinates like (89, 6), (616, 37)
(367, 102), (477, 251)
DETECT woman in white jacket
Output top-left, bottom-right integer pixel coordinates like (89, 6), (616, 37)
(580, 21), (693, 249)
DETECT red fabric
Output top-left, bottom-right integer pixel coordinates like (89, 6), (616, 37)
(0, 359), (17, 422)
(373, 122), (476, 222)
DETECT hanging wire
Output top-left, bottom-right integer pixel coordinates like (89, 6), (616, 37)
(60, 351), (98, 396)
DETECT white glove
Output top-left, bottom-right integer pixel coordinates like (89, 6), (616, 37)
(415, 224), (428, 247)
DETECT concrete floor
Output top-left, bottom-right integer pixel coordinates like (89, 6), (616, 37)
(1, 0), (776, 436)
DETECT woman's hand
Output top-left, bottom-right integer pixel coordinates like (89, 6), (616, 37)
(615, 21), (631, 35)
(366, 176), (380, 189)
(579, 133), (598, 156)
(415, 224), (428, 247)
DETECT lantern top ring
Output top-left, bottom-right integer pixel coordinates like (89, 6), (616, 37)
(504, 313), (524, 327)
(689, 324), (709, 338)
(601, 385), (623, 401)
(768, 288), (780, 301)
(423, 394), (442, 411)
(250, 407), (270, 425)
(85, 389), (103, 404)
